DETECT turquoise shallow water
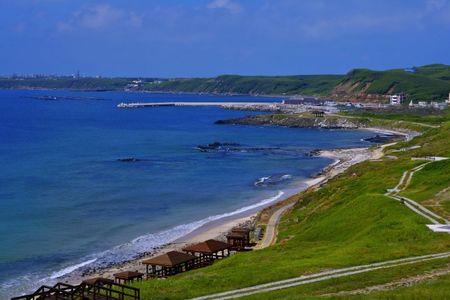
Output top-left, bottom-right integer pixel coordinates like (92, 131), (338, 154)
(0, 90), (375, 297)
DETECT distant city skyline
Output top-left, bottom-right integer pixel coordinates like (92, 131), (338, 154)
(0, 0), (449, 77)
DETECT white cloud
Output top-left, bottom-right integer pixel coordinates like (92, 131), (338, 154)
(74, 4), (123, 29)
(57, 4), (142, 32)
(207, 0), (242, 13)
(128, 12), (144, 28)
(425, 0), (448, 11)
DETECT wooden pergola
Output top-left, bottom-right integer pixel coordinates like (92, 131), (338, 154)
(141, 251), (197, 278)
(226, 228), (251, 251)
(113, 271), (144, 284)
(183, 239), (232, 263)
(312, 110), (325, 117)
(82, 277), (115, 286)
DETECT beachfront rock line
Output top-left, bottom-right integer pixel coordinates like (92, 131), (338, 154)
(215, 114), (367, 129)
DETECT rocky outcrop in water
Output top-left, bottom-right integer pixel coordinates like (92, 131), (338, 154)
(196, 142), (242, 152)
(196, 141), (307, 156)
(362, 134), (403, 143)
(117, 157), (144, 162)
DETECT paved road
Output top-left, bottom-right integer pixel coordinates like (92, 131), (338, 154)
(254, 203), (295, 250)
(190, 251), (450, 300)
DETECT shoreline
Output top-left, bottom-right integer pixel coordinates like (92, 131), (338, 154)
(58, 127), (407, 285)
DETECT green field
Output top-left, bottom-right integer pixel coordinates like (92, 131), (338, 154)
(130, 111), (450, 299)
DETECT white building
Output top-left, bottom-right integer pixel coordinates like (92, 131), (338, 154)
(390, 93), (406, 105)
(446, 92), (450, 104)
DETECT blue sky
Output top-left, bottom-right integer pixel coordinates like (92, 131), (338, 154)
(0, 0), (449, 77)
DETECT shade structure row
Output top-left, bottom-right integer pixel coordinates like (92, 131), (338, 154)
(141, 239), (234, 278)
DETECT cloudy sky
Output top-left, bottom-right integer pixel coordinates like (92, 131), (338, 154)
(1, 0), (449, 77)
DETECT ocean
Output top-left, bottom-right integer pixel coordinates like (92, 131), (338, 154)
(0, 90), (375, 298)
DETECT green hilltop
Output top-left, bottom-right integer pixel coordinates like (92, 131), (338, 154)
(145, 64), (450, 101)
(333, 64), (450, 102)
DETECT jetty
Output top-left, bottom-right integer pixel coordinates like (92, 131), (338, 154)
(117, 102), (279, 108)
(116, 101), (340, 113)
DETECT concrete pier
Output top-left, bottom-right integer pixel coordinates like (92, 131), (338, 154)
(117, 102), (278, 108)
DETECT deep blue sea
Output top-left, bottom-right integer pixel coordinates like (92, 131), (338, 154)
(0, 90), (375, 297)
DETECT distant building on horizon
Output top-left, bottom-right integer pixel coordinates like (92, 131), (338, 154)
(409, 100), (448, 110)
(390, 93), (406, 105)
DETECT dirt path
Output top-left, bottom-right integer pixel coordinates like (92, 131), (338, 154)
(190, 252), (450, 300)
(321, 264), (450, 297)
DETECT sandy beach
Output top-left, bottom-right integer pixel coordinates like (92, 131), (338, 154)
(59, 126), (410, 285)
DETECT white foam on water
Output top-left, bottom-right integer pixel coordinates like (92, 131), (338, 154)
(50, 258), (98, 279)
(254, 174), (292, 186)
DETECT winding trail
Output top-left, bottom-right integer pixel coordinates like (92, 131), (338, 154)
(385, 161), (450, 226)
(254, 203), (295, 249)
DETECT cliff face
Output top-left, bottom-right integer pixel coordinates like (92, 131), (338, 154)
(215, 114), (368, 129)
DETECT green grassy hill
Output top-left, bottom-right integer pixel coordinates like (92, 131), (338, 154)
(131, 111), (450, 299)
(333, 64), (450, 102)
(143, 74), (343, 96)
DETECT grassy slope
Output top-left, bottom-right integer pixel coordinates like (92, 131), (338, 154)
(400, 159), (450, 202)
(133, 113), (450, 299)
(342, 109), (450, 126)
(340, 272), (450, 299)
(337, 64), (450, 101)
(144, 75), (343, 96)
(240, 257), (450, 299)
